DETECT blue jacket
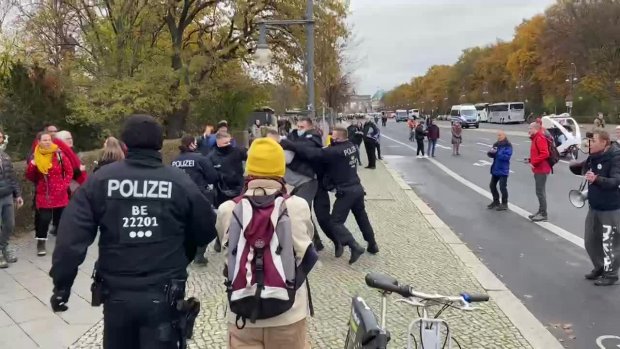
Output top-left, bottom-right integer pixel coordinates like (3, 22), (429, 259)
(488, 140), (512, 176)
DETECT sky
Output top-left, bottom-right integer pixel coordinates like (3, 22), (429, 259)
(347, 0), (557, 95)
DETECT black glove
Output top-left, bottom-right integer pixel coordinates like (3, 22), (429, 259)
(50, 288), (70, 312)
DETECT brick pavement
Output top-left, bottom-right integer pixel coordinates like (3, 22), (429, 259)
(68, 158), (535, 349)
(0, 156), (548, 348)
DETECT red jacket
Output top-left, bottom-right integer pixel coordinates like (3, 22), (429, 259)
(30, 138), (87, 185)
(26, 150), (74, 209)
(530, 131), (551, 174)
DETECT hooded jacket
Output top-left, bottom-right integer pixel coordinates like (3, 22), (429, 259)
(529, 131), (551, 174)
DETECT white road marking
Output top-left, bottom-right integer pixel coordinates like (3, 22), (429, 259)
(386, 145), (401, 148)
(382, 134), (585, 249)
(474, 160), (493, 167)
(436, 144), (451, 150)
(477, 142), (494, 147)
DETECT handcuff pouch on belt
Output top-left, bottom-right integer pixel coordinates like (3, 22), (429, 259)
(90, 264), (106, 307)
(164, 279), (201, 349)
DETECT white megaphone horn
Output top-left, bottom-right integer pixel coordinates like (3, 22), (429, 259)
(569, 179), (588, 208)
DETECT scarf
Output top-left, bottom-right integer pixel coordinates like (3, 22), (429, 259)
(34, 144), (59, 175)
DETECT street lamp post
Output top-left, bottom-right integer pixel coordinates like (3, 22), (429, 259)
(565, 62), (578, 115)
(254, 0), (315, 118)
(516, 72), (524, 101)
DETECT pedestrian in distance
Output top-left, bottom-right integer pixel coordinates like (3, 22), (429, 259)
(593, 112), (606, 130)
(49, 115), (217, 349)
(527, 122), (551, 222)
(407, 119), (417, 142)
(381, 112), (388, 127)
(0, 130), (24, 269)
(281, 126), (379, 264)
(26, 131), (73, 256)
(487, 130), (512, 211)
(93, 137), (125, 172)
(346, 121), (364, 166)
(362, 117), (380, 169)
(375, 128), (382, 160)
(415, 122), (426, 158)
(172, 135), (219, 266)
(216, 137), (318, 349)
(451, 122), (462, 155)
(569, 130), (620, 286)
(426, 119), (440, 158)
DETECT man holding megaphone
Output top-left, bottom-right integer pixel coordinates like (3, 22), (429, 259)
(569, 130), (620, 286)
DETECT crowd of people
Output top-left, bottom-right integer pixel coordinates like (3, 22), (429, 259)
(0, 113), (387, 348)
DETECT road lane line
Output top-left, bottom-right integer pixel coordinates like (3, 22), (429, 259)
(477, 142), (493, 147)
(382, 134), (585, 249)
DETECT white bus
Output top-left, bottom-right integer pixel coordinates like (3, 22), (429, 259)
(407, 109), (420, 120)
(475, 103), (490, 122)
(488, 102), (525, 124)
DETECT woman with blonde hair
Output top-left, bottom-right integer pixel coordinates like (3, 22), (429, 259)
(94, 137), (125, 172)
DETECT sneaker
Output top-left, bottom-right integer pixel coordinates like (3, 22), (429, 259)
(213, 238), (222, 253)
(424, 155), (429, 158)
(530, 213), (547, 222)
(0, 255), (7, 269)
(585, 268), (603, 280)
(334, 243), (344, 258)
(349, 244), (364, 265)
(37, 240), (46, 256)
(2, 246), (17, 263)
(366, 243), (379, 255)
(487, 201), (499, 209)
(496, 203), (508, 211)
(528, 210), (540, 220)
(594, 277), (618, 286)
(416, 155), (422, 159)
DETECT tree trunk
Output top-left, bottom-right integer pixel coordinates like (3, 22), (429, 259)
(164, 100), (189, 138)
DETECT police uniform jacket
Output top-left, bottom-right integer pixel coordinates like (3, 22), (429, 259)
(50, 149), (217, 293)
(171, 151), (218, 196)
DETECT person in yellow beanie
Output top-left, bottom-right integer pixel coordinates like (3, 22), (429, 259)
(215, 136), (318, 349)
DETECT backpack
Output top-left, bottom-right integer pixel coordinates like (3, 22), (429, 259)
(538, 134), (560, 173)
(225, 193), (316, 329)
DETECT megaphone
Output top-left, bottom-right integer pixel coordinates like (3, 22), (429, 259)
(569, 180), (588, 208)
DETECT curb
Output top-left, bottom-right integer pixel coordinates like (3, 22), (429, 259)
(381, 162), (564, 349)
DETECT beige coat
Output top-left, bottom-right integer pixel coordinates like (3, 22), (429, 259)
(216, 179), (314, 328)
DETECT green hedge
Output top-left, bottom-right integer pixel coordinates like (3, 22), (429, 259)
(14, 139), (181, 235)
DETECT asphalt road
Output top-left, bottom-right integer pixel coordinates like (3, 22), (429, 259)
(377, 120), (620, 349)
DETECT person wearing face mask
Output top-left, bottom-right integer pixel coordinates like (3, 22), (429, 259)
(570, 130), (620, 286)
(286, 117), (327, 251)
(207, 130), (247, 252)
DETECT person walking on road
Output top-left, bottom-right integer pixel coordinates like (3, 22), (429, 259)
(487, 130), (512, 211)
(0, 130), (23, 268)
(426, 119), (440, 158)
(407, 119), (417, 142)
(381, 112), (388, 127)
(569, 130), (620, 286)
(363, 117), (380, 169)
(451, 122), (462, 155)
(415, 123), (426, 158)
(527, 122), (551, 222)
(281, 127), (379, 264)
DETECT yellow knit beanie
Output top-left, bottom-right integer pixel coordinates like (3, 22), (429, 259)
(246, 137), (286, 178)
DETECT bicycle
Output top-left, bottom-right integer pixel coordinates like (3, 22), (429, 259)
(344, 272), (489, 349)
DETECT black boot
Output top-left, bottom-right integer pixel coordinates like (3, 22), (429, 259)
(194, 246), (207, 265)
(487, 201), (499, 209)
(349, 243), (364, 265)
(313, 236), (325, 252)
(594, 277), (618, 286)
(213, 238), (222, 253)
(334, 243), (344, 258)
(585, 268), (603, 280)
(366, 242), (379, 254)
(496, 203), (508, 211)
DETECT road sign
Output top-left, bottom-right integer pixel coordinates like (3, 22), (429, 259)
(566, 101), (573, 108)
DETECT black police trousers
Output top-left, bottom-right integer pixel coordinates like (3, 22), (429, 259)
(330, 186), (376, 247)
(364, 139), (377, 168)
(314, 185), (338, 245)
(103, 289), (179, 349)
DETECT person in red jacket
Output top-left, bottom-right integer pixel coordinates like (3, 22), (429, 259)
(26, 132), (73, 256)
(528, 122), (551, 222)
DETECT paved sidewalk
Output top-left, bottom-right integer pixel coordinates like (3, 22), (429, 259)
(4, 158), (551, 348)
(0, 236), (100, 348)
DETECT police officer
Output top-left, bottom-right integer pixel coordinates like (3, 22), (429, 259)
(49, 115), (217, 349)
(363, 117), (380, 169)
(281, 126), (379, 265)
(171, 135), (218, 265)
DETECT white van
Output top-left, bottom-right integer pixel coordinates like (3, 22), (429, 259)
(395, 109), (409, 122)
(408, 109), (420, 120)
(475, 103), (489, 122)
(450, 104), (479, 128)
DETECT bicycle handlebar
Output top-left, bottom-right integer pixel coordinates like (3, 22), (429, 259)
(461, 293), (490, 303)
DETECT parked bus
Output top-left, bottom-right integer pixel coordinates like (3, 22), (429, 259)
(475, 103), (489, 123)
(488, 102), (525, 124)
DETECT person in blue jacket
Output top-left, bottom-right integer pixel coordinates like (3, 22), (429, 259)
(487, 130), (512, 211)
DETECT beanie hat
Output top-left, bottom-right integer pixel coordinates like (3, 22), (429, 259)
(121, 114), (163, 150)
(245, 138), (286, 178)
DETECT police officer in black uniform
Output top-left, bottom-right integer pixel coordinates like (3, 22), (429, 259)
(49, 115), (217, 349)
(171, 135), (218, 265)
(281, 126), (379, 265)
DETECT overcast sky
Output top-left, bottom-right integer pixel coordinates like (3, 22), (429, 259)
(347, 0), (557, 95)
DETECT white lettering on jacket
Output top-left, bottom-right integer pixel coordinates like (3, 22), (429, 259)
(171, 160), (195, 168)
(107, 180), (172, 199)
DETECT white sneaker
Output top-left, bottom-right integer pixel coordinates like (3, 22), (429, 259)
(424, 155), (429, 158)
